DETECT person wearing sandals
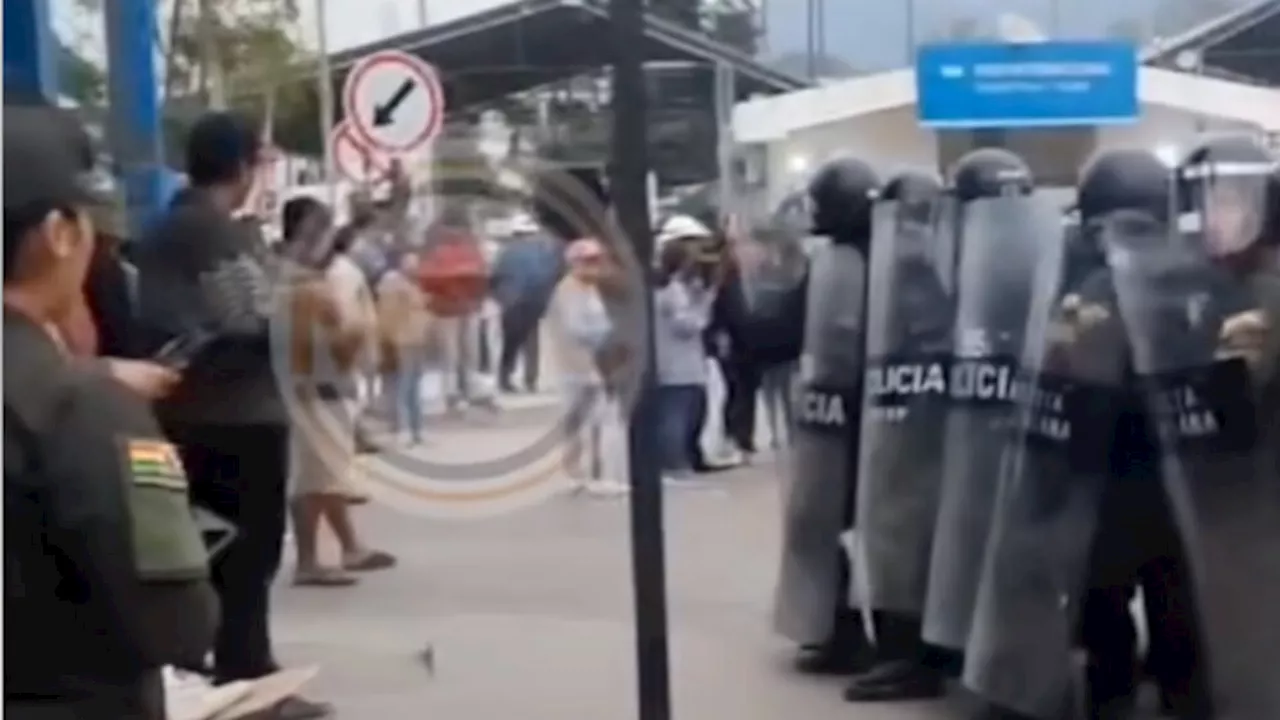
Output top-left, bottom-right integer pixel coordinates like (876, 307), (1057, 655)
(279, 197), (396, 587)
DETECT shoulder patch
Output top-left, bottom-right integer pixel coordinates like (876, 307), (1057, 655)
(125, 438), (187, 491)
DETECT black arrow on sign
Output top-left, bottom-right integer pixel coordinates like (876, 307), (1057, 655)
(372, 78), (418, 127)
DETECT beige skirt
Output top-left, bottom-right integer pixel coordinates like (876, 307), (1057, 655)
(289, 392), (356, 498)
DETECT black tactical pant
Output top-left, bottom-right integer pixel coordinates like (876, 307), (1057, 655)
(171, 423), (289, 683)
(1079, 475), (1205, 709)
(6, 672), (165, 720)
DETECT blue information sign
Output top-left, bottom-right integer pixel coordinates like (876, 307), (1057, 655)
(916, 41), (1139, 129)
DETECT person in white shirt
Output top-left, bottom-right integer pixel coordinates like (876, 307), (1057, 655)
(544, 238), (629, 497)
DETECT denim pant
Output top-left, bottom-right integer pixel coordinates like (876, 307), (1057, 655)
(387, 349), (427, 440)
(657, 384), (703, 475)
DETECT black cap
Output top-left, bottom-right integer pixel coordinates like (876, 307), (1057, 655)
(4, 105), (108, 218)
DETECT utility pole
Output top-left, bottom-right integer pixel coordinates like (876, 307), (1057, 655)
(609, 0), (671, 719)
(315, 0), (337, 206)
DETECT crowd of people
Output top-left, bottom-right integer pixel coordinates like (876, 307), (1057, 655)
(2, 98), (807, 719)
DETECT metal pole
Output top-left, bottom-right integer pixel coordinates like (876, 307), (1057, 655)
(714, 61), (736, 223)
(4, 0), (58, 101)
(805, 0), (816, 79)
(609, 0), (670, 719)
(905, 0), (915, 64)
(316, 0), (337, 207)
(418, 0), (429, 27)
(105, 0), (164, 233)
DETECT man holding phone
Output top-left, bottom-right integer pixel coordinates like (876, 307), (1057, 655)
(135, 112), (332, 718)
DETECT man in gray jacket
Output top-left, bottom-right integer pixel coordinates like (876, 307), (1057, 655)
(135, 112), (331, 718)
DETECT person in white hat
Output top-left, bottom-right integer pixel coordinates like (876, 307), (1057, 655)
(544, 237), (629, 497)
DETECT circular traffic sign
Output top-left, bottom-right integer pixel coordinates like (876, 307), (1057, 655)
(329, 120), (392, 184)
(342, 49), (445, 155)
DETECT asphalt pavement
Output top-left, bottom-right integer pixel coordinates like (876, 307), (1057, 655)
(271, 396), (965, 720)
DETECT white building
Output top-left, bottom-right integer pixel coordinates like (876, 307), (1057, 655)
(732, 64), (1280, 207)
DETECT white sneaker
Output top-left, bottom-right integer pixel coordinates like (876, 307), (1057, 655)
(663, 474), (713, 489)
(585, 479), (630, 497)
(711, 446), (744, 466)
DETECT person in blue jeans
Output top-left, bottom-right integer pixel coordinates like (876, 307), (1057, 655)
(376, 252), (432, 445)
(653, 223), (718, 483)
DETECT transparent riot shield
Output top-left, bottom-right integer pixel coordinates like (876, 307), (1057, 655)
(853, 201), (953, 617)
(922, 194), (1061, 653)
(962, 213), (1133, 720)
(1107, 213), (1280, 718)
(773, 240), (868, 648)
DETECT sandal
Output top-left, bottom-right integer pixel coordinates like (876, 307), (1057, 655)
(292, 567), (357, 587)
(342, 549), (397, 572)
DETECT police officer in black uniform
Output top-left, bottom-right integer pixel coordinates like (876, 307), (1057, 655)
(1107, 135), (1280, 719)
(1072, 148), (1207, 720)
(4, 106), (214, 719)
(773, 157), (880, 674)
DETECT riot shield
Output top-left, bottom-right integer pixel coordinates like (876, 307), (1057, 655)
(922, 194), (1060, 653)
(853, 202), (952, 616)
(1107, 215), (1280, 718)
(962, 214), (1132, 720)
(773, 241), (868, 646)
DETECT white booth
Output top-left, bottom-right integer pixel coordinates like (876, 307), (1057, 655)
(732, 66), (1280, 208)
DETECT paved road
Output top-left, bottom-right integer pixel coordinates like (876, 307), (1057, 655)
(272, 400), (964, 719)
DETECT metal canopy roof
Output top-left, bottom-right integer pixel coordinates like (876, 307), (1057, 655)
(326, 0), (809, 111)
(1144, 0), (1280, 85)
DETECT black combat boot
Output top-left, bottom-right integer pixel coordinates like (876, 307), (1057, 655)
(794, 609), (874, 675)
(842, 612), (944, 702)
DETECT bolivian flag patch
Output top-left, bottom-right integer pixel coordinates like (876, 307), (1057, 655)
(126, 439), (188, 491)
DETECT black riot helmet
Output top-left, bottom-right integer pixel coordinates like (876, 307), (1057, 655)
(1177, 135), (1279, 258)
(879, 171), (943, 226)
(1078, 148), (1173, 226)
(807, 157), (879, 242)
(949, 148), (1033, 202)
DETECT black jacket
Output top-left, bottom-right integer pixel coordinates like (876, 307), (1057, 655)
(4, 311), (154, 696)
(134, 189), (283, 426)
(84, 242), (140, 358)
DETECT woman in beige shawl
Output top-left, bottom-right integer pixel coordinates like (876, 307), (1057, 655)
(280, 197), (395, 586)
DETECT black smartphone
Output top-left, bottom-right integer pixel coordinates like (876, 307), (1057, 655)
(151, 330), (216, 370)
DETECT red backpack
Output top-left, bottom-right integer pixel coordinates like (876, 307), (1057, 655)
(417, 229), (488, 318)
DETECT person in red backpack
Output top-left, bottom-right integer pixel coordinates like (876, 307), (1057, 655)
(418, 215), (497, 411)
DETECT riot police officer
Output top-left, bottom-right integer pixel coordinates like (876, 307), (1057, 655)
(923, 148), (1053, 671)
(773, 157), (880, 674)
(1070, 149), (1207, 720)
(1107, 135), (1280, 719)
(848, 171), (952, 701)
